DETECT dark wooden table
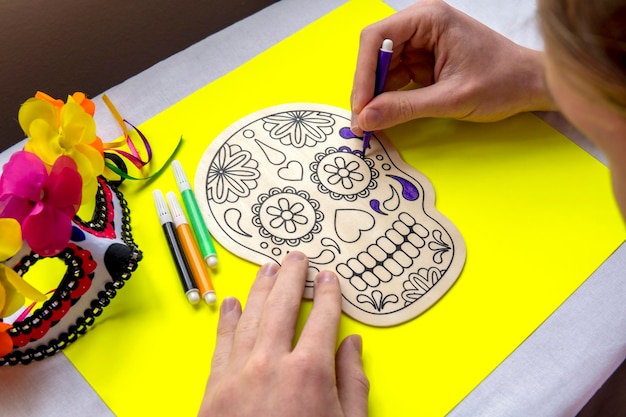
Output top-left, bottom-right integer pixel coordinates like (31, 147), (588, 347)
(0, 0), (278, 151)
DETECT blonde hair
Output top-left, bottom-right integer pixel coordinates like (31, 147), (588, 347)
(538, 0), (626, 112)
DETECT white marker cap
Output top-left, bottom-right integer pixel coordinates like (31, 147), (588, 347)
(205, 255), (218, 268)
(153, 189), (173, 225)
(204, 291), (217, 304)
(172, 160), (192, 192)
(187, 289), (201, 304)
(166, 191), (188, 227)
(381, 38), (393, 52)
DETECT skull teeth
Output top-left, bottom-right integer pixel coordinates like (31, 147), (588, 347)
(336, 212), (427, 291)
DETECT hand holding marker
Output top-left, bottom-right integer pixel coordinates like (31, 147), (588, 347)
(167, 191), (217, 305)
(361, 38), (393, 154)
(172, 160), (218, 267)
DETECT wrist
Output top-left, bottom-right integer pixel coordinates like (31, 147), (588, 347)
(521, 48), (557, 112)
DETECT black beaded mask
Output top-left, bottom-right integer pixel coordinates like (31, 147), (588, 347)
(1, 177), (141, 365)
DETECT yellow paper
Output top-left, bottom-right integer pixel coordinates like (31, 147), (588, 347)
(64, 0), (625, 416)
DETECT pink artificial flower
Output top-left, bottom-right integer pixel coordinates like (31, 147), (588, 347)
(0, 151), (82, 256)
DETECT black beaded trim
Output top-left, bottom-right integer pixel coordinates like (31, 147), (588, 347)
(73, 176), (110, 232)
(0, 245), (141, 366)
(111, 181), (137, 248)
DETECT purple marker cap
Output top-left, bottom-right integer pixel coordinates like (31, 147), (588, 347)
(362, 39), (393, 154)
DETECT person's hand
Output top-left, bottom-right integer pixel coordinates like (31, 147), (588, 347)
(351, 0), (555, 135)
(198, 251), (369, 417)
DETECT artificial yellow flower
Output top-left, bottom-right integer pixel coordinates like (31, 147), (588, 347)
(18, 93), (105, 203)
(0, 218), (45, 318)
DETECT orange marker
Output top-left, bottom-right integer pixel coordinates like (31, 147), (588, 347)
(166, 191), (216, 305)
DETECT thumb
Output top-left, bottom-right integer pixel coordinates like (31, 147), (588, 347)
(357, 81), (467, 131)
(336, 334), (370, 417)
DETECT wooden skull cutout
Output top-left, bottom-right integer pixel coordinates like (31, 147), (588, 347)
(196, 104), (465, 326)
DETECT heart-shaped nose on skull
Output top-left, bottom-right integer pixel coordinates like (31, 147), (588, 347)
(196, 103), (465, 326)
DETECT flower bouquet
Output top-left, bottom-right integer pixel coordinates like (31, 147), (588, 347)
(0, 92), (143, 365)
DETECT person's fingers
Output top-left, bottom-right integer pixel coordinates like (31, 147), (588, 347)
(350, 0), (472, 134)
(351, 31), (379, 115)
(336, 335), (370, 417)
(230, 262), (280, 358)
(357, 79), (473, 131)
(391, 50), (436, 90)
(296, 270), (342, 357)
(256, 251), (309, 351)
(206, 296), (242, 385)
(350, 29), (384, 136)
(350, 0), (448, 111)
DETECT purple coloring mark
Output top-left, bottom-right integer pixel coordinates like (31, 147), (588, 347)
(340, 127), (359, 139)
(370, 199), (386, 215)
(388, 175), (419, 201)
(339, 127), (365, 158)
(338, 145), (364, 158)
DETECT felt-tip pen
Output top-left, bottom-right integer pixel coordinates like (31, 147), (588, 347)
(172, 160), (218, 267)
(153, 189), (200, 304)
(166, 191), (217, 305)
(362, 38), (393, 154)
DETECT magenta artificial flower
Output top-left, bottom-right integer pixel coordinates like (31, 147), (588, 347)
(0, 151), (82, 256)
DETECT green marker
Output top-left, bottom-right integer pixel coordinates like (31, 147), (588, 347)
(172, 160), (218, 267)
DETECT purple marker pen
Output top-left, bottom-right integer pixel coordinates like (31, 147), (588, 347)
(362, 38), (393, 155)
